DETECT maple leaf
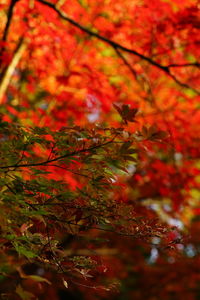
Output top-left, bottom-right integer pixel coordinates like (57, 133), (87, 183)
(113, 103), (138, 124)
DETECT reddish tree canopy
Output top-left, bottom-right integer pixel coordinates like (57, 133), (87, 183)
(0, 0), (200, 299)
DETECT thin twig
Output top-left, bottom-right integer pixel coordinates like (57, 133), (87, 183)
(0, 135), (117, 170)
(46, 225), (65, 273)
(114, 47), (138, 80)
(166, 62), (200, 68)
(47, 164), (93, 179)
(47, 215), (160, 239)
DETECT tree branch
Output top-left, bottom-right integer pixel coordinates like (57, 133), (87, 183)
(114, 47), (138, 80)
(46, 214), (162, 239)
(114, 47), (155, 102)
(36, 0), (200, 94)
(0, 38), (27, 103)
(0, 0), (20, 66)
(47, 164), (93, 179)
(166, 62), (200, 68)
(36, 0), (169, 72)
(0, 136), (117, 170)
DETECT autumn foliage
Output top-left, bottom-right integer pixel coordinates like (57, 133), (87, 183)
(0, 0), (200, 299)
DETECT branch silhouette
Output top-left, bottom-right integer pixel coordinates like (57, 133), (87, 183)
(0, 0), (19, 68)
(0, 136), (117, 170)
(37, 0), (200, 94)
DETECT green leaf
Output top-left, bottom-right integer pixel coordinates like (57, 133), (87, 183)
(15, 285), (34, 300)
(32, 169), (51, 175)
(123, 155), (137, 162)
(0, 121), (9, 128)
(28, 275), (51, 284)
(120, 141), (132, 154)
(4, 234), (15, 240)
(14, 244), (37, 258)
(116, 166), (129, 173)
